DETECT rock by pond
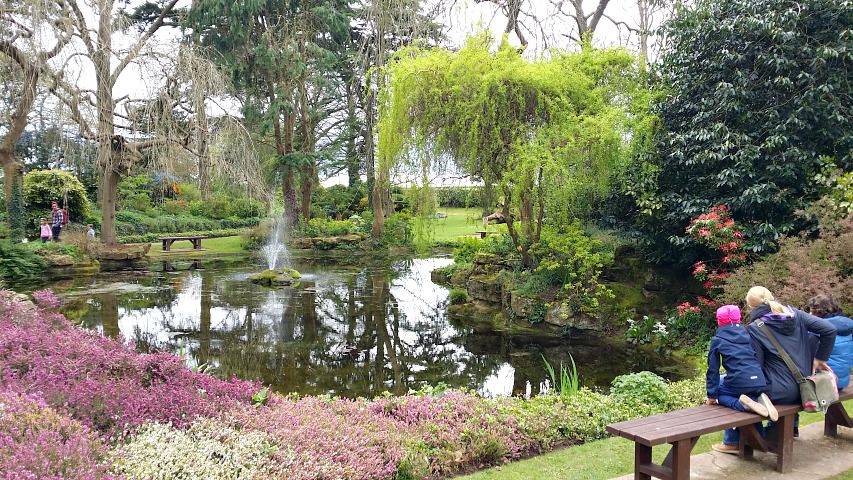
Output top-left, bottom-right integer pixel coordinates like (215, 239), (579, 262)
(249, 268), (301, 287)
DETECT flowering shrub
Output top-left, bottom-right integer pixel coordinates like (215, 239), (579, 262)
(373, 391), (531, 476)
(110, 420), (284, 479)
(0, 290), (260, 440)
(686, 204), (747, 292)
(229, 396), (408, 480)
(0, 389), (114, 479)
(31, 289), (62, 310)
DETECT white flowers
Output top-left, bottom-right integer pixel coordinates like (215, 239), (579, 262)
(653, 322), (668, 335)
(110, 419), (290, 479)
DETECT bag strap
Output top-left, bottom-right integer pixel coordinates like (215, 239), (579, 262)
(753, 320), (807, 384)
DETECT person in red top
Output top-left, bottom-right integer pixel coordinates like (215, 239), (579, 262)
(51, 201), (64, 242)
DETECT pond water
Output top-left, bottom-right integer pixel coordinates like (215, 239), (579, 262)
(54, 255), (693, 398)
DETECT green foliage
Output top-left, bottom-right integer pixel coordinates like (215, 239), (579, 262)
(0, 240), (48, 283)
(610, 371), (668, 408)
(299, 218), (357, 237)
(528, 225), (613, 313)
(118, 175), (154, 213)
(383, 213), (412, 246)
(645, 0), (853, 255)
(452, 237), (484, 264)
(230, 197), (266, 219)
(448, 288), (468, 305)
(814, 158), (853, 216)
(26, 241), (84, 261)
(542, 354), (579, 398)
(313, 184), (366, 219)
(252, 386), (270, 406)
(177, 183), (202, 203)
(190, 194), (233, 220)
(378, 34), (644, 264)
(435, 187), (484, 208)
(8, 176), (26, 241)
(22, 170), (90, 229)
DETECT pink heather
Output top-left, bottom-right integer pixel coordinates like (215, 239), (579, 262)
(0, 290), (655, 479)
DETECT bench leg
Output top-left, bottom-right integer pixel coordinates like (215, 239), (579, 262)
(634, 443), (652, 480)
(774, 414), (795, 473)
(162, 239), (168, 251)
(665, 437), (696, 480)
(825, 402), (853, 437)
(738, 423), (767, 459)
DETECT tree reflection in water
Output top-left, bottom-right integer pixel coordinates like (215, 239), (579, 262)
(57, 258), (693, 398)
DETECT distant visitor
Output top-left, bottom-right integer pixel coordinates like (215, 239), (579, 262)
(51, 201), (64, 242)
(39, 218), (52, 243)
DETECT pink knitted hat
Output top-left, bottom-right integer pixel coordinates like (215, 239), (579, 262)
(716, 304), (742, 326)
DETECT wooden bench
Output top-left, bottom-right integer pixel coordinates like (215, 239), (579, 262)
(607, 386), (853, 480)
(160, 236), (204, 251)
(825, 386), (853, 437)
(475, 230), (497, 239)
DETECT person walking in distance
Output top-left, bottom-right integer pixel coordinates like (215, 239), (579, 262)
(51, 201), (64, 242)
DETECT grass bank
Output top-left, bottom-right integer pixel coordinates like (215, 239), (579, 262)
(432, 208), (506, 242)
(146, 234), (248, 258)
(458, 399), (853, 480)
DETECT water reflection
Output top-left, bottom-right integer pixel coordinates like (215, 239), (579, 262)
(60, 257), (692, 398)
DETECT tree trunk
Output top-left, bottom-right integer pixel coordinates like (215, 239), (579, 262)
(298, 68), (314, 223)
(371, 179), (385, 239)
(283, 169), (298, 228)
(345, 80), (359, 187)
(1, 155), (25, 239)
(365, 86), (376, 209)
(197, 107), (211, 199)
(300, 166), (314, 222)
(96, 0), (119, 245)
(99, 169), (120, 245)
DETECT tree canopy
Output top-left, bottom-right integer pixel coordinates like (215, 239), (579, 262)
(378, 34), (644, 265)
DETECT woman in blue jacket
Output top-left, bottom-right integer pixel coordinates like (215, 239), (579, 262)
(807, 294), (853, 389)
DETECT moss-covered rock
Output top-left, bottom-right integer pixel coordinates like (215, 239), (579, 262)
(467, 274), (502, 303)
(249, 268), (302, 287)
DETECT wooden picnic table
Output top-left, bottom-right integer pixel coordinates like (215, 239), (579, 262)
(160, 236), (204, 251)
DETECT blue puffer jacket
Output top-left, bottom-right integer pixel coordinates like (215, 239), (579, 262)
(826, 314), (853, 390)
(706, 324), (767, 399)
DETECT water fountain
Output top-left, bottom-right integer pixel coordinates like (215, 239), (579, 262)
(250, 216), (301, 287)
(262, 216), (289, 270)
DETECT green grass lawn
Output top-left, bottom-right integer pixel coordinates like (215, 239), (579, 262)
(459, 399), (853, 480)
(432, 207), (506, 242)
(147, 235), (247, 258)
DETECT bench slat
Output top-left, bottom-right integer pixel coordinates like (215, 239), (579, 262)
(609, 407), (743, 442)
(606, 406), (708, 432)
(609, 404), (802, 446)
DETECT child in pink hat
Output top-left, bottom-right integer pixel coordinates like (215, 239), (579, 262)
(705, 304), (778, 430)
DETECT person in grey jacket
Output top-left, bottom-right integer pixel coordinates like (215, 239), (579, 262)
(712, 286), (836, 454)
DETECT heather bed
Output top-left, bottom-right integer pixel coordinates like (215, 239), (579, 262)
(0, 290), (703, 479)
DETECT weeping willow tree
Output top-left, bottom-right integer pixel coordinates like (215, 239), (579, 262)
(378, 34), (642, 266)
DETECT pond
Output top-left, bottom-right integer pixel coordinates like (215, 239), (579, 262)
(54, 254), (693, 398)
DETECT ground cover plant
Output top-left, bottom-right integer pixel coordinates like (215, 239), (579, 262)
(0, 289), (704, 479)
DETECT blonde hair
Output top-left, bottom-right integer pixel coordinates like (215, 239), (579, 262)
(745, 286), (786, 313)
